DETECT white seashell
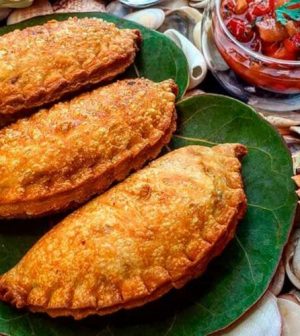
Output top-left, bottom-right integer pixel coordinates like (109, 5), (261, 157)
(106, 0), (132, 18)
(214, 291), (281, 336)
(53, 0), (106, 13)
(0, 7), (10, 20)
(269, 260), (285, 296)
(159, 0), (189, 10)
(164, 29), (207, 89)
(120, 0), (162, 9)
(284, 229), (300, 289)
(189, 0), (210, 9)
(183, 88), (205, 98)
(0, 0), (33, 9)
(7, 0), (53, 25)
(193, 20), (202, 49)
(277, 297), (300, 336)
(201, 18), (229, 71)
(160, 6), (202, 47)
(263, 116), (300, 128)
(125, 8), (165, 30)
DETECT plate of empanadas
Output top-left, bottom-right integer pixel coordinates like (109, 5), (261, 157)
(0, 12), (296, 336)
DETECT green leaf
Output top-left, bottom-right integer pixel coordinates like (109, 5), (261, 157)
(0, 15), (296, 336)
(0, 12), (189, 99)
(276, 0), (300, 25)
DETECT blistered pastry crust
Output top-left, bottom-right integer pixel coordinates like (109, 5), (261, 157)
(0, 78), (177, 218)
(0, 17), (141, 116)
(0, 144), (247, 319)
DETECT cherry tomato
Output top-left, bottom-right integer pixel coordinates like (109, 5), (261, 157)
(252, 0), (274, 16)
(222, 0), (236, 13)
(226, 18), (254, 42)
(283, 33), (300, 53)
(263, 42), (295, 59)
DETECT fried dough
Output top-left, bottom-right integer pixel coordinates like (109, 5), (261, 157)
(0, 17), (141, 117)
(0, 144), (247, 319)
(0, 78), (177, 218)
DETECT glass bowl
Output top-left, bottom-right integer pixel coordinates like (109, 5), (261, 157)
(201, 0), (300, 112)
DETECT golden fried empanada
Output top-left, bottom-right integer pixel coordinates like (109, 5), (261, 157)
(0, 78), (177, 218)
(0, 17), (141, 117)
(0, 144), (247, 319)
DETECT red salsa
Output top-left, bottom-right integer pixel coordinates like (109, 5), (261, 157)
(221, 0), (300, 60)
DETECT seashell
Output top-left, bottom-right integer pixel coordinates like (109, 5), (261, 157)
(189, 0), (210, 9)
(284, 229), (300, 289)
(279, 292), (300, 305)
(164, 29), (207, 89)
(269, 260), (285, 296)
(183, 88), (205, 98)
(0, 7), (10, 20)
(159, 6), (202, 48)
(159, 0), (189, 10)
(119, 0), (162, 9)
(201, 18), (229, 71)
(106, 0), (132, 18)
(0, 0), (33, 8)
(53, 0), (106, 13)
(214, 291), (281, 336)
(124, 8), (165, 30)
(277, 297), (300, 336)
(263, 116), (300, 128)
(292, 152), (300, 175)
(7, 0), (53, 25)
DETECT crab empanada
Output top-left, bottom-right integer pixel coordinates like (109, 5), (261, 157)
(0, 17), (141, 118)
(0, 144), (247, 319)
(0, 78), (177, 218)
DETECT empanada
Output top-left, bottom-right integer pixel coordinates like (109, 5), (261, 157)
(0, 144), (247, 319)
(0, 78), (177, 218)
(0, 17), (141, 117)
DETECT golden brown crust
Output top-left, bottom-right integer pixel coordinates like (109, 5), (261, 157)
(0, 78), (177, 218)
(0, 17), (141, 116)
(0, 144), (247, 319)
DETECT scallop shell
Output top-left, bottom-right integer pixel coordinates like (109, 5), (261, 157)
(164, 29), (207, 89)
(106, 0), (132, 17)
(0, 7), (10, 20)
(125, 8), (165, 29)
(214, 291), (281, 336)
(277, 297), (300, 336)
(53, 0), (106, 13)
(189, 0), (210, 9)
(7, 0), (53, 25)
(160, 6), (202, 48)
(0, 0), (33, 8)
(284, 229), (300, 290)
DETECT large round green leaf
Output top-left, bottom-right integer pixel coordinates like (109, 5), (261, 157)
(0, 12), (189, 99)
(0, 94), (296, 336)
(0, 14), (296, 336)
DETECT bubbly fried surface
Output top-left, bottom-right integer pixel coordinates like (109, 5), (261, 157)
(0, 78), (177, 218)
(0, 17), (141, 116)
(0, 144), (247, 319)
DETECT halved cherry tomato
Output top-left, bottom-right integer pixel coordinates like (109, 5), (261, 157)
(252, 0), (274, 16)
(263, 41), (295, 59)
(226, 18), (254, 42)
(284, 33), (300, 53)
